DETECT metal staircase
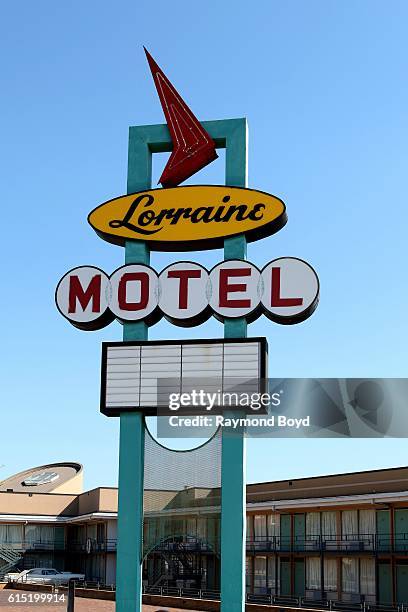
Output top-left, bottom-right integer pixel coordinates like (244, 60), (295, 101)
(0, 547), (22, 579)
(151, 568), (173, 588)
(150, 538), (205, 588)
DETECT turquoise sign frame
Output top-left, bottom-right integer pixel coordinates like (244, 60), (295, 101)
(117, 117), (248, 612)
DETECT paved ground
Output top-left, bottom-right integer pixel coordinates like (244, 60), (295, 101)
(0, 589), (203, 612)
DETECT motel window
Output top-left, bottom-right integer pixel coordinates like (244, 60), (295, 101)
(207, 517), (219, 543)
(267, 556), (279, 592)
(187, 518), (196, 537)
(85, 553), (105, 581)
(306, 512), (320, 541)
(67, 525), (85, 545)
(144, 519), (158, 549)
(143, 521), (148, 545)
(359, 510), (376, 550)
(0, 524), (22, 546)
(306, 557), (321, 590)
(156, 518), (166, 542)
(324, 559), (337, 591)
(163, 518), (173, 539)
(342, 511), (358, 540)
(342, 557), (359, 593)
(246, 515), (253, 541)
(172, 518), (184, 535)
(254, 515), (267, 541)
(25, 525), (55, 545)
(96, 523), (105, 543)
(246, 557), (252, 589)
(87, 524), (97, 541)
(359, 510), (376, 536)
(253, 556), (267, 593)
(267, 513), (280, 538)
(201, 556), (207, 587)
(197, 518), (207, 540)
(322, 512), (337, 542)
(360, 558), (375, 596)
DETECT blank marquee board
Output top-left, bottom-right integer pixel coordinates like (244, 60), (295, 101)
(101, 337), (268, 416)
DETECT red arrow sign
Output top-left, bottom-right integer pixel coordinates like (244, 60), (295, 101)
(144, 48), (218, 188)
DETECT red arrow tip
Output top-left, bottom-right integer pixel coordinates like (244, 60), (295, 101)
(144, 49), (218, 188)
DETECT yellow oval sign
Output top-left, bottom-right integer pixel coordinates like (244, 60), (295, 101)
(88, 185), (287, 251)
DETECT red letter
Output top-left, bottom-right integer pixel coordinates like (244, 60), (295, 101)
(68, 275), (101, 313)
(167, 269), (202, 309)
(271, 267), (303, 307)
(118, 272), (149, 311)
(219, 268), (252, 308)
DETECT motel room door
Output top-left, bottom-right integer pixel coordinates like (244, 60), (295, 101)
(394, 509), (408, 552)
(294, 559), (305, 597)
(293, 514), (305, 551)
(280, 515), (291, 552)
(378, 562), (392, 604)
(280, 560), (291, 596)
(377, 510), (391, 552)
(396, 565), (408, 604)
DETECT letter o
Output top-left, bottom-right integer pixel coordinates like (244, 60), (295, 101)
(159, 262), (210, 326)
(109, 264), (159, 323)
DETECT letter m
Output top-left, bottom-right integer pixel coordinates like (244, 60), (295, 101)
(68, 274), (101, 313)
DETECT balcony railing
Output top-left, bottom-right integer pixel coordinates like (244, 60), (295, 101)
(143, 586), (408, 611)
(147, 537), (218, 555)
(66, 539), (117, 553)
(246, 533), (408, 554)
(0, 539), (118, 553)
(4, 533), (408, 556)
(0, 541), (65, 552)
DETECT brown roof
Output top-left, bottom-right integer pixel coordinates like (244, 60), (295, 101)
(247, 466), (408, 503)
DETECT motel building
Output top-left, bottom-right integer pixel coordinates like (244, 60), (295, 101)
(1, 462), (408, 604)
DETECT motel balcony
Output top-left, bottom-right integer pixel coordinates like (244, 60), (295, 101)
(21, 534), (408, 555)
(0, 540), (65, 552)
(5, 533), (408, 556)
(44, 533), (408, 555)
(0, 539), (118, 554)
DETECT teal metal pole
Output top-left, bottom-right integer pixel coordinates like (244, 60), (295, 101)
(115, 130), (151, 612)
(221, 118), (248, 612)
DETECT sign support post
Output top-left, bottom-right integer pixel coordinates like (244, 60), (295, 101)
(222, 118), (248, 612)
(116, 130), (151, 612)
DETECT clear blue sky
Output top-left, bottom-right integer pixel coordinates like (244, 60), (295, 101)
(1, 1), (407, 490)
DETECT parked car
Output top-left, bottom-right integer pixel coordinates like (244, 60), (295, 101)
(12, 568), (85, 584)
